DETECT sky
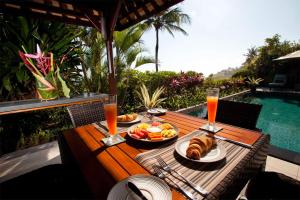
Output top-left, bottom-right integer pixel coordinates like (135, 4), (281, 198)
(137, 0), (300, 76)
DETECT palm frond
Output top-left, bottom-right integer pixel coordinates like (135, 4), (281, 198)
(162, 26), (175, 37)
(166, 24), (188, 35)
(246, 77), (264, 85)
(135, 56), (155, 68)
(125, 47), (142, 66)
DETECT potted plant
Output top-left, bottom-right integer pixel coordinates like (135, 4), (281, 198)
(246, 77), (264, 93)
(19, 44), (70, 100)
(135, 84), (166, 110)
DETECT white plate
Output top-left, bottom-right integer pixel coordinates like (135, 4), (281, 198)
(127, 121), (179, 143)
(107, 174), (171, 200)
(117, 115), (143, 125)
(147, 108), (167, 115)
(175, 134), (226, 163)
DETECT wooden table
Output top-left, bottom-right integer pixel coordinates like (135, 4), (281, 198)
(61, 112), (268, 199)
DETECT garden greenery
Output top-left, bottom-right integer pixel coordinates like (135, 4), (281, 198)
(233, 34), (300, 82)
(1, 13), (246, 155)
(135, 84), (166, 109)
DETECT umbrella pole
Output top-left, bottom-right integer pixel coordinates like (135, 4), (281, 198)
(106, 38), (117, 95)
(102, 0), (121, 96)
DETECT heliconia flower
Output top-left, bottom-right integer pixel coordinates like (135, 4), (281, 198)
(36, 54), (51, 76)
(22, 44), (52, 76)
(19, 51), (39, 75)
(19, 44), (71, 98)
(24, 44), (43, 59)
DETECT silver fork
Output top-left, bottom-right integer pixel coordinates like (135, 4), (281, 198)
(152, 165), (195, 200)
(156, 156), (208, 196)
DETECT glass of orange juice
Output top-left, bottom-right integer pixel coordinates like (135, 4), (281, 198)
(206, 88), (219, 131)
(104, 95), (117, 145)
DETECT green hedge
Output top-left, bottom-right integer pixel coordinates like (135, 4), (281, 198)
(0, 108), (72, 155)
(120, 70), (246, 112)
(0, 70), (247, 155)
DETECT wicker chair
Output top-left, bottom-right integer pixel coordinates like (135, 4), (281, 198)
(206, 100), (262, 130)
(67, 102), (105, 127)
(243, 171), (300, 199)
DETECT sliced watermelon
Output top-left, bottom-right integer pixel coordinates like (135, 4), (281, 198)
(131, 134), (141, 139)
(140, 129), (149, 137)
(136, 130), (147, 138)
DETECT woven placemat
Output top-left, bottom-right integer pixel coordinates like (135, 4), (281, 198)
(135, 130), (251, 199)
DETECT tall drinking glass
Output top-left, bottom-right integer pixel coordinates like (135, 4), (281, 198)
(104, 95), (117, 145)
(206, 88), (219, 131)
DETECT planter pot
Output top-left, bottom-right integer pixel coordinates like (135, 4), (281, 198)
(36, 80), (58, 100)
(37, 87), (58, 100)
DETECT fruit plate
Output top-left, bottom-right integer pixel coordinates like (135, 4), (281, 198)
(127, 121), (179, 142)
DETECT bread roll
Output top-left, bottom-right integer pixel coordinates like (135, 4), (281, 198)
(186, 143), (204, 160)
(186, 135), (216, 160)
(117, 113), (138, 122)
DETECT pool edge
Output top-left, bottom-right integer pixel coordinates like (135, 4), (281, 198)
(268, 145), (300, 165)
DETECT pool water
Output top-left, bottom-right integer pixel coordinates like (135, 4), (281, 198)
(189, 93), (300, 153)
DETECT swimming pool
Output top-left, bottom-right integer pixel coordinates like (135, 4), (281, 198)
(188, 92), (300, 153)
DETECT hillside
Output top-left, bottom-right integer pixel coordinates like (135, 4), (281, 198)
(212, 67), (240, 79)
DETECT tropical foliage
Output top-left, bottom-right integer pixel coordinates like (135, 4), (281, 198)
(144, 7), (191, 72)
(114, 24), (155, 107)
(78, 24), (155, 107)
(121, 70), (246, 112)
(245, 77), (264, 86)
(135, 84), (166, 109)
(2, 6), (300, 159)
(0, 15), (82, 101)
(78, 27), (107, 93)
(19, 45), (70, 99)
(233, 34), (300, 82)
(0, 108), (72, 155)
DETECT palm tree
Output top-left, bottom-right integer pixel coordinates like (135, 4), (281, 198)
(79, 27), (107, 93)
(144, 7), (191, 72)
(113, 24), (155, 106)
(114, 24), (154, 74)
(243, 47), (258, 65)
(79, 24), (154, 106)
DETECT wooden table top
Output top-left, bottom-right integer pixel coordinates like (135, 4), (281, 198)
(63, 111), (262, 199)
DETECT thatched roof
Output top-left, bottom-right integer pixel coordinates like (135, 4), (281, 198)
(274, 50), (300, 61)
(0, 0), (183, 31)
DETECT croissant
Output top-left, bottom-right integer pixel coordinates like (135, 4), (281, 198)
(186, 135), (216, 160)
(117, 113), (138, 122)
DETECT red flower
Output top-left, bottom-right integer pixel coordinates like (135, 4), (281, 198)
(19, 51), (39, 75)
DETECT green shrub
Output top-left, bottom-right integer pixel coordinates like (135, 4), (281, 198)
(0, 107), (72, 155)
(120, 70), (247, 112)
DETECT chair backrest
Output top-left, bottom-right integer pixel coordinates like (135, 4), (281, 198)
(206, 100), (262, 130)
(67, 102), (105, 127)
(273, 74), (287, 84)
